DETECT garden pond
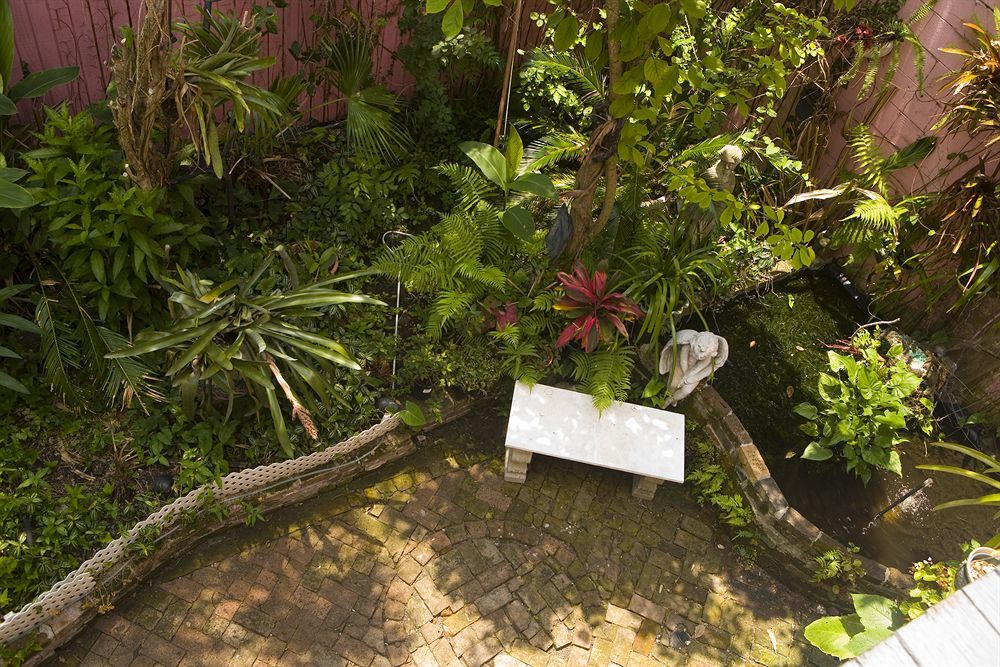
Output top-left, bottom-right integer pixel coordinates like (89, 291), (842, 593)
(704, 270), (996, 571)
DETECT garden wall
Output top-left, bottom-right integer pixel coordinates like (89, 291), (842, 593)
(688, 385), (913, 601)
(814, 0), (1000, 193)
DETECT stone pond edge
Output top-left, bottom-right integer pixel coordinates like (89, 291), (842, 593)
(689, 385), (913, 598)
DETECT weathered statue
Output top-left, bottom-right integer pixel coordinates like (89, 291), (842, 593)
(705, 144), (743, 192)
(686, 144), (744, 245)
(659, 330), (729, 407)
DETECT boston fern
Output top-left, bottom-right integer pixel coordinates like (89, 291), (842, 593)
(108, 256), (383, 456)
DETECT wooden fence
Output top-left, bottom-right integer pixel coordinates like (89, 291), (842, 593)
(5, 0), (563, 124)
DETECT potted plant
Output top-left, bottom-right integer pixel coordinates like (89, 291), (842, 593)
(957, 547), (1000, 588)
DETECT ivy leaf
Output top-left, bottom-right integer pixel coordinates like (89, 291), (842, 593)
(793, 402), (818, 420)
(644, 3), (672, 33)
(802, 442), (833, 461)
(852, 594), (902, 631)
(804, 615), (865, 659)
(399, 401), (427, 427)
(844, 627), (894, 657)
(441, 0), (463, 39)
(501, 206), (535, 243)
(609, 95), (635, 118)
(552, 15), (579, 52)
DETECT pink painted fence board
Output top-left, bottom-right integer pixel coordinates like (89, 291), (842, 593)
(815, 0), (1000, 192)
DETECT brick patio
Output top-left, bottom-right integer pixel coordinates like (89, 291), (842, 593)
(48, 405), (835, 666)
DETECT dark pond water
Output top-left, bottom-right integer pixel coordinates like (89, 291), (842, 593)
(702, 271), (997, 571)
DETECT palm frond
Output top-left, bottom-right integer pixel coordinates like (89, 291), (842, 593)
(35, 289), (81, 403)
(524, 50), (606, 100)
(522, 129), (589, 172)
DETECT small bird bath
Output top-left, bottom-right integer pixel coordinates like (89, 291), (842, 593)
(703, 271), (996, 570)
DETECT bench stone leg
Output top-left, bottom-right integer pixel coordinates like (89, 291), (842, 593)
(632, 475), (663, 501)
(504, 448), (533, 483)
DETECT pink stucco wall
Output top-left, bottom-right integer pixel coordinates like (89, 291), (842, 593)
(816, 0), (1000, 193)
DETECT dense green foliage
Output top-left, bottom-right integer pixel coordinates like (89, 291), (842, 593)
(0, 0), (993, 647)
(794, 328), (933, 483)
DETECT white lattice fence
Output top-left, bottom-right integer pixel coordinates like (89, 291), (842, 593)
(0, 412), (403, 648)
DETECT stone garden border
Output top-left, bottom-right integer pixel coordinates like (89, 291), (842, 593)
(1, 392), (474, 666)
(689, 385), (912, 598)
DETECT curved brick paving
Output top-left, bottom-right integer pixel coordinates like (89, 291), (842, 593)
(50, 406), (836, 667)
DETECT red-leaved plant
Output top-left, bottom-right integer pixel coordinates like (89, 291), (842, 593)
(554, 262), (643, 352)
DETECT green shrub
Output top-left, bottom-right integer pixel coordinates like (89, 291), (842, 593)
(22, 106), (212, 322)
(794, 328), (933, 483)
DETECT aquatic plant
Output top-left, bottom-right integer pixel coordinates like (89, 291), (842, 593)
(793, 328), (933, 483)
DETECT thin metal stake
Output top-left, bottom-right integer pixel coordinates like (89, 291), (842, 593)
(382, 231), (413, 390)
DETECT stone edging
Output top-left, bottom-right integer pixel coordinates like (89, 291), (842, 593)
(10, 393), (475, 666)
(689, 386), (912, 597)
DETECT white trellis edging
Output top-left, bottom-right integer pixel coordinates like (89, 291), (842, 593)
(0, 395), (472, 660)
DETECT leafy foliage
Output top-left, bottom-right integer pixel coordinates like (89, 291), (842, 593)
(0, 284), (40, 394)
(805, 593), (905, 659)
(795, 329), (933, 483)
(793, 328), (933, 483)
(295, 18), (410, 159)
(935, 11), (1000, 146)
(23, 106), (213, 322)
(687, 439), (757, 564)
(107, 255), (383, 457)
(812, 543), (864, 593)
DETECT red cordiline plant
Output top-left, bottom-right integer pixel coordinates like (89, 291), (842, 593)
(554, 262), (643, 353)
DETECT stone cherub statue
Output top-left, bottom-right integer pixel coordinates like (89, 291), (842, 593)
(686, 144), (744, 246)
(659, 330), (729, 407)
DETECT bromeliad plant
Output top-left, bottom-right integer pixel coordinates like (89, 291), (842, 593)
(108, 254), (384, 457)
(554, 262), (642, 353)
(793, 328), (934, 483)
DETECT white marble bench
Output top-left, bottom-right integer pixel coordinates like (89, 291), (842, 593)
(503, 382), (685, 500)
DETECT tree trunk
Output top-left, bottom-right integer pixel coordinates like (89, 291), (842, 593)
(564, 0), (622, 258)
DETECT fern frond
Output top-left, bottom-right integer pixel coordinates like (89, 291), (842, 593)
(858, 53), (879, 99)
(427, 290), (478, 338)
(837, 42), (868, 88)
(523, 129), (589, 172)
(907, 0), (937, 26)
(35, 291), (81, 403)
(848, 126), (888, 193)
(437, 163), (495, 212)
(570, 347), (635, 411)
